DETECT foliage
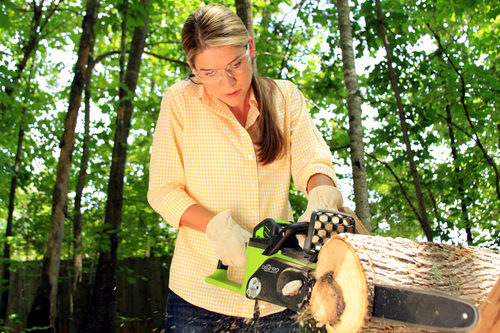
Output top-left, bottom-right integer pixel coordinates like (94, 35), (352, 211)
(0, 0), (498, 282)
(355, 0), (499, 246)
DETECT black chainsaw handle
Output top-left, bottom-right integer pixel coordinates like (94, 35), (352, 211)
(263, 222), (309, 256)
(216, 260), (228, 270)
(215, 222), (308, 266)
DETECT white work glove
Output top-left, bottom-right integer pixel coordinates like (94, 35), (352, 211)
(206, 209), (252, 268)
(296, 185), (344, 249)
(298, 185), (344, 223)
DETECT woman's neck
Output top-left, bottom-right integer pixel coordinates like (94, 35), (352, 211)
(229, 105), (248, 127)
(229, 89), (251, 127)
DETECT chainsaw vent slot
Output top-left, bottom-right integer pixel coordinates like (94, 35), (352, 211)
(304, 209), (355, 253)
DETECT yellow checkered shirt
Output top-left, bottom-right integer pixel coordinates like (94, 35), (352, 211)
(148, 78), (337, 318)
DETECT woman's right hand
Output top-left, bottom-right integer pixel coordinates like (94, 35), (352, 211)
(205, 209), (252, 267)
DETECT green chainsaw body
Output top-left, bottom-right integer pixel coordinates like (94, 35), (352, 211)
(206, 210), (354, 310)
(205, 233), (314, 298)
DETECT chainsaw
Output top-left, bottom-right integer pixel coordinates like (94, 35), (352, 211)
(206, 209), (478, 331)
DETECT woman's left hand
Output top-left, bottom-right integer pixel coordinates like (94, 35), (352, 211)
(298, 185), (343, 223)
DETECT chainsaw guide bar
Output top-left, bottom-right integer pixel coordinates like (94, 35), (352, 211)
(372, 284), (478, 331)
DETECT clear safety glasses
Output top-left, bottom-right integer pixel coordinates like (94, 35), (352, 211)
(191, 47), (251, 84)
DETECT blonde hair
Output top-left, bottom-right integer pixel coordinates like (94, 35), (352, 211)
(182, 5), (285, 165)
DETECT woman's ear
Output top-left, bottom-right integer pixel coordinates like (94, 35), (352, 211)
(249, 38), (256, 55)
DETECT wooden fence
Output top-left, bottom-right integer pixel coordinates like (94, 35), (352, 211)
(2, 256), (171, 332)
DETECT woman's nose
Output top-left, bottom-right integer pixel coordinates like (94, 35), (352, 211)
(222, 70), (236, 85)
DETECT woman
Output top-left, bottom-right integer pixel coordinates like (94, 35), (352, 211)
(148, 4), (344, 332)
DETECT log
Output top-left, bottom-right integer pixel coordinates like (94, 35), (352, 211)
(470, 277), (500, 333)
(309, 233), (500, 333)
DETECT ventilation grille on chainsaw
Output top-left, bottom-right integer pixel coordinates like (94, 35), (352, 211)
(305, 209), (355, 252)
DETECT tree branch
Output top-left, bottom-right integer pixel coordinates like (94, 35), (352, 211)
(366, 152), (421, 221)
(427, 23), (500, 201)
(375, 0), (433, 240)
(144, 52), (188, 67)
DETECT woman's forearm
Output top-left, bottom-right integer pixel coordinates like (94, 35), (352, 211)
(306, 173), (336, 193)
(179, 204), (215, 233)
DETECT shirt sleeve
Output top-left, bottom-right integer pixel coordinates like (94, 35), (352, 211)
(147, 86), (196, 229)
(286, 81), (338, 193)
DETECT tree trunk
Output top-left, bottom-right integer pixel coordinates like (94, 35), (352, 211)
(69, 53), (95, 330)
(235, 0), (254, 38)
(1, 2), (41, 113)
(445, 104), (472, 244)
(26, 0), (99, 330)
(0, 6), (49, 309)
(278, 1), (306, 78)
(1, 1), (60, 115)
(374, 0), (433, 241)
(310, 233), (500, 332)
(336, 0), (371, 232)
(80, 0), (150, 331)
(0, 106), (28, 322)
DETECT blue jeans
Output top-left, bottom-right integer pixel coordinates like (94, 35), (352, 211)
(163, 291), (300, 332)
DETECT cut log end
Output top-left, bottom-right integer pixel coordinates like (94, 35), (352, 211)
(310, 271), (345, 326)
(310, 236), (368, 333)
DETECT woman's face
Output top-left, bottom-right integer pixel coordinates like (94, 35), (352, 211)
(191, 45), (253, 112)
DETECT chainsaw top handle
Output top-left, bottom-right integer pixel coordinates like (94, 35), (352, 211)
(251, 209), (356, 257)
(261, 222), (309, 256)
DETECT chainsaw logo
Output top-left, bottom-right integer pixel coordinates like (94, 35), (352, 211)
(261, 263), (280, 274)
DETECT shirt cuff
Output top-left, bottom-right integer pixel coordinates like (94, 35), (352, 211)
(157, 187), (197, 230)
(297, 163), (338, 194)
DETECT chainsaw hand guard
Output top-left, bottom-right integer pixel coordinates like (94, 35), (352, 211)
(303, 209), (355, 253)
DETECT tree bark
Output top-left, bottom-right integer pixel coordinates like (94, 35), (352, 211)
(336, 0), (371, 232)
(0, 1), (60, 115)
(374, 0), (433, 241)
(277, 1), (306, 78)
(80, 0), (150, 331)
(235, 0), (254, 38)
(445, 104), (472, 243)
(70, 53), (95, 329)
(310, 233), (500, 332)
(0, 106), (28, 322)
(1, 2), (41, 108)
(26, 0), (99, 331)
(1, 3), (56, 315)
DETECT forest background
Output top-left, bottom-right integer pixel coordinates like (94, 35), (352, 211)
(0, 0), (498, 331)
